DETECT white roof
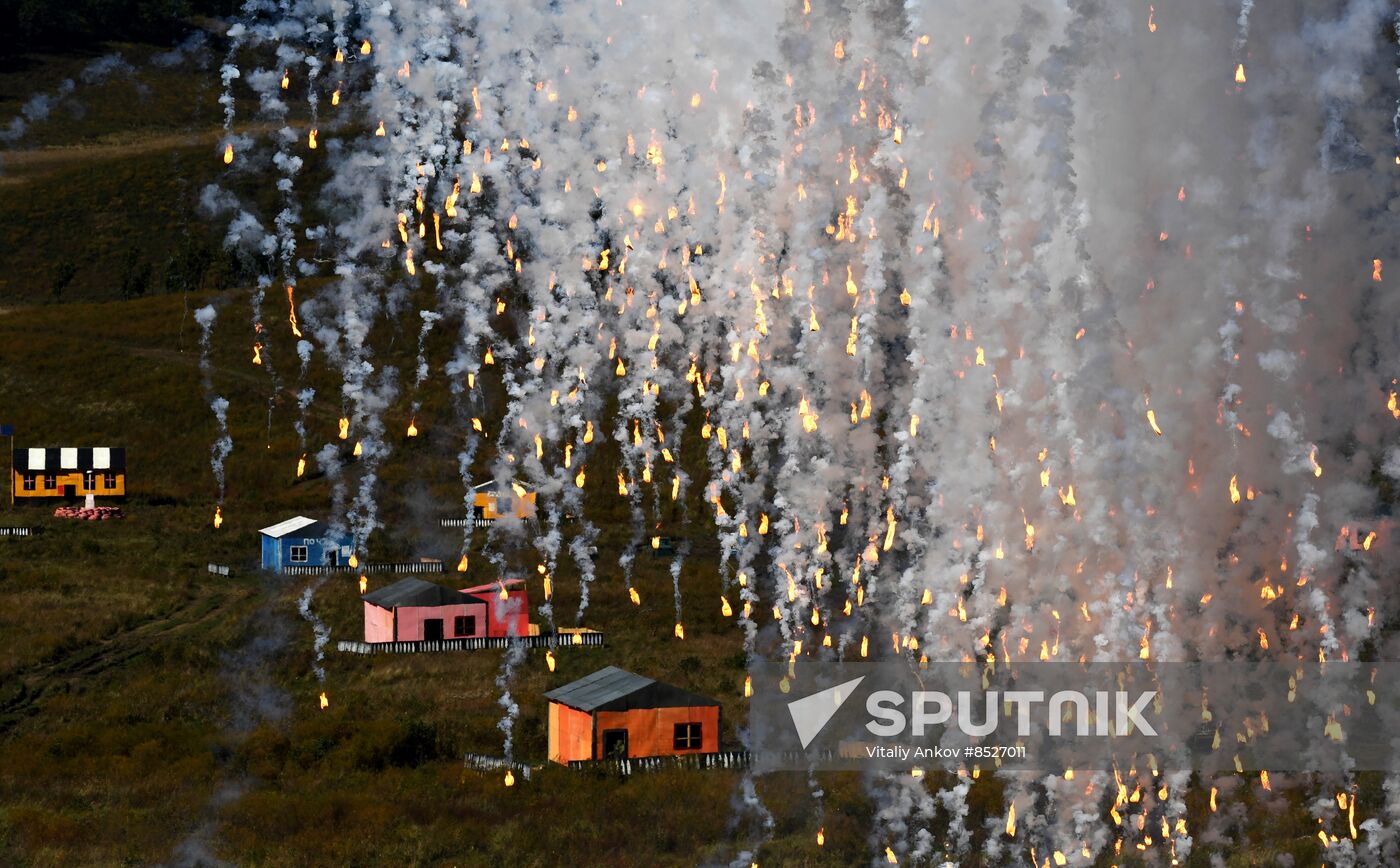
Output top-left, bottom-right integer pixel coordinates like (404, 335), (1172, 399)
(259, 516), (321, 538)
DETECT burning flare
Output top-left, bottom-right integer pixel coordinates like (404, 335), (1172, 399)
(212, 506), (223, 529)
(318, 691), (328, 709)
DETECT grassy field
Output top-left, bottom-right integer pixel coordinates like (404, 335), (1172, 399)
(0, 46), (1355, 868)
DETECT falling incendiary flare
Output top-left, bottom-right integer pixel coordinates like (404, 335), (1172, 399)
(1005, 802), (1016, 837)
(1234, 63), (1246, 84)
(1147, 409), (1163, 436)
(674, 623), (685, 639)
(816, 828), (824, 847)
(457, 555), (468, 572)
(353, 440), (363, 457)
(359, 575), (367, 594)
(308, 129), (318, 149)
(545, 650), (556, 672)
(1373, 259), (1383, 282)
(319, 692), (328, 709)
(338, 417), (349, 439)
(360, 39), (372, 55)
(504, 770), (515, 787)
(252, 343), (263, 365)
(212, 506), (223, 529)
(348, 553), (359, 569)
(407, 418), (418, 437)
(629, 587), (641, 605)
(885, 847), (897, 864)
(744, 676), (752, 698)
(223, 143), (234, 164)
(296, 454), (306, 477)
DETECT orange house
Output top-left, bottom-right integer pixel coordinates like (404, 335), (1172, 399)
(471, 480), (537, 524)
(546, 666), (721, 764)
(13, 447), (126, 499)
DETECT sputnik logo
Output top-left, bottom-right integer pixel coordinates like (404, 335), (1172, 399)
(787, 676), (865, 748)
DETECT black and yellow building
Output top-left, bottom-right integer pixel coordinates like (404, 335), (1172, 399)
(13, 447), (126, 499)
(470, 480), (536, 524)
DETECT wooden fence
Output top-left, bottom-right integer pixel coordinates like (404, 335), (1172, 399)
(336, 631), (604, 655)
(0, 527), (37, 537)
(463, 753), (535, 782)
(207, 563), (231, 576)
(282, 561), (446, 576)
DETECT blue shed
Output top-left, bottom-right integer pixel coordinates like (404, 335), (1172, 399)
(259, 516), (353, 573)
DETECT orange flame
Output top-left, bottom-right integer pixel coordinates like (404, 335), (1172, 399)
(1234, 63), (1246, 84)
(213, 506), (223, 528)
(223, 143), (234, 164)
(457, 555), (468, 572)
(287, 286), (301, 336)
(407, 418), (418, 437)
(319, 691), (328, 709)
(338, 417), (349, 440)
(359, 575), (367, 593)
(296, 454), (306, 477)
(252, 343), (263, 365)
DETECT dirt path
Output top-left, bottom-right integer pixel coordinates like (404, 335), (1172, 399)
(0, 588), (242, 732)
(0, 120), (294, 185)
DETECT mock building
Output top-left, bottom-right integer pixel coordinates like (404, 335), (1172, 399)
(258, 516), (354, 573)
(470, 480), (537, 524)
(13, 447), (125, 499)
(361, 577), (529, 643)
(546, 666), (721, 764)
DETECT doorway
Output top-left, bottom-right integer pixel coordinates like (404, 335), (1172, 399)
(424, 619), (444, 641)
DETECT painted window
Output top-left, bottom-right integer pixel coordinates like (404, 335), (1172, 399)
(84, 471), (95, 491)
(103, 472), (116, 489)
(453, 615), (477, 636)
(43, 474), (55, 489)
(22, 474), (35, 491)
(497, 496), (513, 515)
(289, 545), (309, 563)
(673, 722), (702, 751)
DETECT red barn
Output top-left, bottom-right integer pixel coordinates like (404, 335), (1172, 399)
(361, 577), (528, 643)
(546, 666), (721, 764)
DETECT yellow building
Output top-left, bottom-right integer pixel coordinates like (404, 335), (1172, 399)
(471, 480), (536, 524)
(13, 447), (126, 499)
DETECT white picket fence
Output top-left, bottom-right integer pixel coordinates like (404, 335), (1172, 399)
(463, 753), (535, 781)
(207, 563), (231, 576)
(282, 561), (446, 576)
(336, 631), (604, 655)
(440, 517), (492, 529)
(567, 750), (754, 775)
(0, 527), (36, 537)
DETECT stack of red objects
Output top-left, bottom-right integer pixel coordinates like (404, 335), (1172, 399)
(53, 505), (124, 520)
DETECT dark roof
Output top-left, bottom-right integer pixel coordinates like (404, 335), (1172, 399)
(544, 666), (719, 713)
(362, 578), (474, 609)
(15, 447), (126, 473)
